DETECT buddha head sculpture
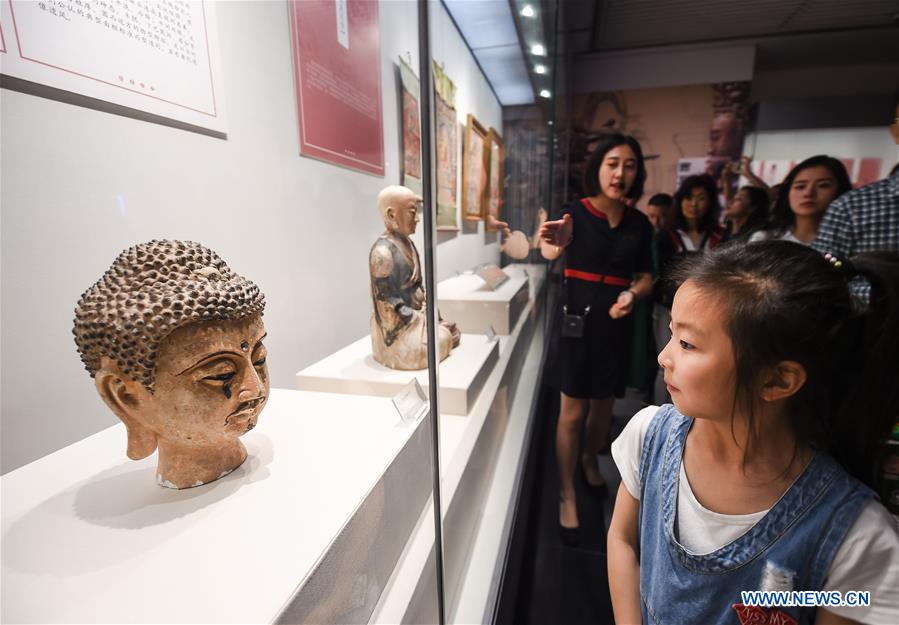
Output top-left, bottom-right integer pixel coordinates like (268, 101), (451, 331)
(369, 186), (459, 370)
(73, 240), (269, 489)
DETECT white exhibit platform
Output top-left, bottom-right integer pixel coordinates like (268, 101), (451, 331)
(295, 334), (499, 416)
(436, 273), (528, 335)
(502, 262), (547, 302)
(1, 389), (432, 625)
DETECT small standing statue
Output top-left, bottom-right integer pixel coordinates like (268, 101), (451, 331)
(73, 240), (269, 489)
(369, 185), (460, 370)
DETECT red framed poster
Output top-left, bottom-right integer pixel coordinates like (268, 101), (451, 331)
(289, 0), (384, 176)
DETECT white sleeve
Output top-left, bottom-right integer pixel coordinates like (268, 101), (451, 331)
(821, 500), (899, 624)
(748, 230), (767, 243)
(610, 405), (661, 500)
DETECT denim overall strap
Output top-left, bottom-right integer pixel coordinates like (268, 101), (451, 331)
(637, 405), (874, 625)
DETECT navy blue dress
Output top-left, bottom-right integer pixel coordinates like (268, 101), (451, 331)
(557, 198), (653, 398)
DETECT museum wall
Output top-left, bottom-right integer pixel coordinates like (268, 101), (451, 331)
(0, 0), (503, 474)
(744, 127), (899, 183)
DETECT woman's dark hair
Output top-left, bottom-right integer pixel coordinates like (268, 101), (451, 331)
(768, 155), (852, 235)
(734, 185), (770, 234)
(672, 174), (721, 233)
(672, 241), (899, 490)
(648, 193), (674, 209)
(583, 133), (647, 201)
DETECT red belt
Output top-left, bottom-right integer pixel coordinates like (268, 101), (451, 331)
(564, 269), (630, 286)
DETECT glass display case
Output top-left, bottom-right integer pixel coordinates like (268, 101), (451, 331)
(0, 1), (561, 623)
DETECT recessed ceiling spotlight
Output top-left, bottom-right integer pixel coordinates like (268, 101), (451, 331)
(521, 4), (535, 18)
(535, 64), (547, 74)
(539, 89), (551, 98)
(531, 43), (545, 56)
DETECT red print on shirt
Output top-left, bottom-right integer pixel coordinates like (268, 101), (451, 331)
(732, 604), (798, 625)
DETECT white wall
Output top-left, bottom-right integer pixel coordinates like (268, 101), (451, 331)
(744, 127), (899, 180)
(0, 0), (502, 473)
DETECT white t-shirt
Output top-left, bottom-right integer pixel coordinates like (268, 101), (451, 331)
(749, 228), (807, 245)
(611, 405), (899, 624)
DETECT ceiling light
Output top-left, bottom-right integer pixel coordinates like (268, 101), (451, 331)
(531, 43), (545, 56)
(539, 89), (551, 98)
(535, 64), (547, 74)
(520, 4), (535, 17)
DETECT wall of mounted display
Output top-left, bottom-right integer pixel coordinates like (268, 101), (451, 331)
(0, 0), (228, 133)
(0, 0), (501, 475)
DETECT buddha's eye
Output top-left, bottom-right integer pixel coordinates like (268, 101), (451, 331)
(204, 371), (236, 383)
(253, 357), (266, 367)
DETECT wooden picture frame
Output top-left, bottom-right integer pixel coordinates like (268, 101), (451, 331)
(485, 127), (505, 230)
(462, 114), (488, 221)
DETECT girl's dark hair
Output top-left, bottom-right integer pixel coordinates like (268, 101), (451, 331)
(735, 185), (770, 234)
(583, 133), (647, 201)
(768, 155), (852, 235)
(672, 241), (899, 489)
(672, 174), (721, 233)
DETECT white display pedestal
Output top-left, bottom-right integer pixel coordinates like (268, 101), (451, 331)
(295, 334), (499, 416)
(436, 274), (528, 335)
(371, 292), (545, 624)
(502, 262), (547, 302)
(1, 389), (432, 625)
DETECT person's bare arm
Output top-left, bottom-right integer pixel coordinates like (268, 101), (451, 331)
(610, 272), (653, 318)
(538, 213), (573, 260)
(608, 483), (643, 625)
(739, 156), (772, 197)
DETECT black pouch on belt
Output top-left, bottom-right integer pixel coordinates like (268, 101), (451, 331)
(561, 276), (592, 338)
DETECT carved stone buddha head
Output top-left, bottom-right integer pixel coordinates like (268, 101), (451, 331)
(73, 240), (269, 489)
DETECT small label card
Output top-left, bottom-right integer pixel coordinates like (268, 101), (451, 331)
(392, 378), (429, 425)
(477, 264), (510, 291)
(485, 324), (498, 343)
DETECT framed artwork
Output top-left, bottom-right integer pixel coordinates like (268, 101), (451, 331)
(435, 83), (458, 230)
(398, 55), (422, 193)
(462, 114), (488, 221)
(485, 127), (505, 230)
(290, 0), (384, 175)
(0, 1), (228, 133)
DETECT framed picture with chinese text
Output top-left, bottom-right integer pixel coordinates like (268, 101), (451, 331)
(435, 83), (458, 230)
(462, 114), (487, 221)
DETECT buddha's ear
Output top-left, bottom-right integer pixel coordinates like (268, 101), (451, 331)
(94, 358), (157, 460)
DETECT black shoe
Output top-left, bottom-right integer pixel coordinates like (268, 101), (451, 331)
(558, 522), (580, 547)
(580, 457), (609, 498)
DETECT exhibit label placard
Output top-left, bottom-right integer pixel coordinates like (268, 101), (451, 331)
(0, 0), (227, 133)
(289, 0), (384, 176)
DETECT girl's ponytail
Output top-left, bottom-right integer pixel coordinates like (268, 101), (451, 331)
(829, 253), (899, 489)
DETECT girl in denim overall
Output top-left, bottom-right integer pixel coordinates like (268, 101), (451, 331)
(608, 241), (899, 625)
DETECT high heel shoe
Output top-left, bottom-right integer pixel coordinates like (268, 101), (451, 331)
(558, 499), (580, 547)
(580, 455), (609, 498)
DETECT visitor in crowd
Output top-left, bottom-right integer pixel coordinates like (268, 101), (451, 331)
(608, 241), (899, 625)
(538, 134), (654, 546)
(721, 156), (772, 205)
(643, 193), (674, 232)
(813, 94), (899, 301)
(722, 184), (770, 243)
(750, 155), (851, 245)
(652, 174), (723, 403)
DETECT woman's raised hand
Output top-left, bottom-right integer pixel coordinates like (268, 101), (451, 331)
(538, 213), (573, 247)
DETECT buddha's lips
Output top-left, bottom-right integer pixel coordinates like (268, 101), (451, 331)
(224, 397), (266, 425)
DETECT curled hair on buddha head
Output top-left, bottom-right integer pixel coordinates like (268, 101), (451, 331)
(670, 241), (899, 489)
(73, 240), (266, 392)
(583, 133), (647, 201)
